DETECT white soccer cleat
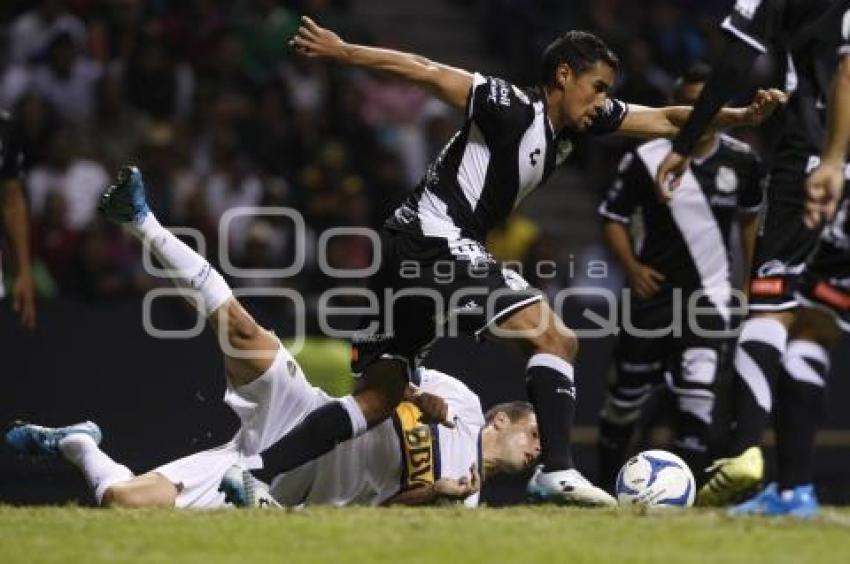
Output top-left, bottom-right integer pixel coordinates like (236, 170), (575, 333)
(219, 465), (281, 508)
(527, 466), (617, 507)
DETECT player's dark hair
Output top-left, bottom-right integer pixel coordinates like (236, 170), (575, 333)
(484, 401), (534, 424)
(673, 62), (712, 103)
(540, 31), (619, 84)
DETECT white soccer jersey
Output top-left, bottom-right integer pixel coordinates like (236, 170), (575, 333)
(269, 368), (485, 507)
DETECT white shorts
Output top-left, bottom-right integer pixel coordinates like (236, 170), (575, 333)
(154, 346), (332, 508)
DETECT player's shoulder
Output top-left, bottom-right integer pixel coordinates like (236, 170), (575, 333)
(472, 72), (540, 108)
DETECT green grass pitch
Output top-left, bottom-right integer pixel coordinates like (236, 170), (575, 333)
(2, 506), (850, 564)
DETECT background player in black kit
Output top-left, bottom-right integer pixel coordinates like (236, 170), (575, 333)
(0, 109), (36, 330)
(596, 63), (764, 491)
(226, 16), (784, 507)
(655, 0), (850, 516)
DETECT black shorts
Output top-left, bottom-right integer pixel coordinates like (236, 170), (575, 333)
(748, 162), (824, 312)
(795, 198), (850, 332)
(350, 229), (543, 377)
(608, 292), (737, 410)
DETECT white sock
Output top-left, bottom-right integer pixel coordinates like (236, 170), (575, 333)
(59, 435), (134, 505)
(128, 213), (232, 316)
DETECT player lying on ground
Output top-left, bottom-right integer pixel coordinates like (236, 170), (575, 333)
(235, 17), (785, 509)
(5, 166), (540, 508)
(654, 0), (850, 517)
(596, 62), (763, 491)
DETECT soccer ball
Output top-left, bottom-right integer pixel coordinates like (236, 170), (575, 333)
(615, 450), (695, 508)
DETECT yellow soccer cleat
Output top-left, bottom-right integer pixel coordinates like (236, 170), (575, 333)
(696, 446), (764, 506)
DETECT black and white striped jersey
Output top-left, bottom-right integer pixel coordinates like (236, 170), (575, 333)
(385, 73), (628, 250)
(599, 136), (763, 320)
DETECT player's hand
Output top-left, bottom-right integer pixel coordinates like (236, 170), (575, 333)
(804, 161), (846, 228)
(289, 16), (347, 60)
(741, 88), (787, 127)
(627, 263), (665, 300)
(12, 268), (36, 330)
(405, 384), (456, 428)
(433, 463), (480, 500)
(654, 151), (690, 201)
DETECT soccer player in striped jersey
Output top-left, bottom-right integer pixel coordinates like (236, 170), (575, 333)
(249, 16), (783, 507)
(6, 167), (540, 508)
(596, 63), (764, 491)
(656, 0), (850, 515)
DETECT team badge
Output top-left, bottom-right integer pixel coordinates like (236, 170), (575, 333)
(715, 166), (738, 194)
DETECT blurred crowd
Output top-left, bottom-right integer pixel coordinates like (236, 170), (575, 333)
(0, 0), (765, 306)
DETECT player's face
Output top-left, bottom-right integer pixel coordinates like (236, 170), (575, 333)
(497, 414), (541, 474)
(562, 62), (616, 131)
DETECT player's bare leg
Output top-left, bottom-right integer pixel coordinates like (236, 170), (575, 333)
(489, 300), (616, 506)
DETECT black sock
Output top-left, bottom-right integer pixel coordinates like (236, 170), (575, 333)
(526, 354), (576, 472)
(673, 414), (712, 487)
(775, 341), (829, 490)
(730, 319), (787, 454)
(255, 401), (353, 483)
(597, 417), (636, 492)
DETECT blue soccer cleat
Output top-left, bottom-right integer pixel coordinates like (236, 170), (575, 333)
(729, 483), (820, 518)
(219, 465), (280, 508)
(98, 165), (150, 224)
(5, 421), (102, 459)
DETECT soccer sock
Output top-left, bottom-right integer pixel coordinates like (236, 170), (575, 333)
(597, 416), (636, 492)
(526, 353), (577, 472)
(730, 317), (787, 454)
(127, 213), (232, 316)
(673, 407), (713, 487)
(58, 434), (133, 505)
(255, 396), (366, 483)
(775, 340), (829, 490)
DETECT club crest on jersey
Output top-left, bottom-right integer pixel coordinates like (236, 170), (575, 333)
(555, 140), (574, 166)
(715, 166), (738, 194)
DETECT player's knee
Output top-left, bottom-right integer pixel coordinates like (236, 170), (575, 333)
(533, 321), (579, 362)
(791, 309), (841, 348)
(102, 484), (147, 508)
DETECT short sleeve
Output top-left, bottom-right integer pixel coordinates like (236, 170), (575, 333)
(416, 368), (485, 428)
(721, 0), (782, 54)
(0, 111), (23, 181)
(586, 98), (629, 135)
(466, 73), (533, 136)
(598, 151), (645, 223)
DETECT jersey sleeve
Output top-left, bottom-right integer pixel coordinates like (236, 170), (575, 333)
(0, 111), (23, 181)
(466, 73), (533, 136)
(416, 368), (485, 428)
(598, 151), (644, 223)
(721, 0), (783, 54)
(586, 98), (629, 135)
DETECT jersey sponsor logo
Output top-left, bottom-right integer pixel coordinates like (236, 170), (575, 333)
(715, 166), (739, 194)
(488, 79), (512, 107)
(756, 259), (806, 278)
(750, 277), (785, 297)
(392, 402), (439, 491)
(733, 0), (761, 19)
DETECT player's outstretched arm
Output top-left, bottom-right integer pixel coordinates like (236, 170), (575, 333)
(615, 88), (785, 140)
(804, 55), (850, 227)
(290, 16), (473, 110)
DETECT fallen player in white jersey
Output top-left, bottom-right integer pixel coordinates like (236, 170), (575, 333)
(6, 166), (539, 508)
